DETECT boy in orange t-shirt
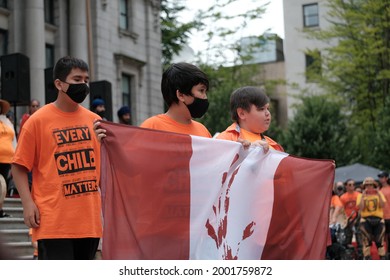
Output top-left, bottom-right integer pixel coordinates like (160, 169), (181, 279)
(217, 86), (283, 152)
(12, 56), (102, 260)
(140, 62), (211, 138)
(95, 62), (212, 139)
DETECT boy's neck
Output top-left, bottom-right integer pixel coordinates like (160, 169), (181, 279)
(237, 122), (265, 140)
(54, 92), (80, 112)
(166, 104), (192, 124)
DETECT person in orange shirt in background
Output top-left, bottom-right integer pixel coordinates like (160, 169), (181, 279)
(216, 86), (283, 152)
(326, 185), (344, 259)
(340, 179), (359, 221)
(339, 179), (361, 256)
(11, 56), (102, 260)
(330, 185), (344, 226)
(0, 99), (17, 217)
(378, 171), (390, 259)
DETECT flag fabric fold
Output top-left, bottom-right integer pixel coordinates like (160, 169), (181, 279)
(99, 121), (334, 260)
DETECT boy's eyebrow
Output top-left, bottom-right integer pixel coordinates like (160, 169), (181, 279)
(71, 74), (89, 80)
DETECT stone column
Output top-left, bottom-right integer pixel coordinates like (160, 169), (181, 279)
(69, 0), (90, 108)
(25, 0), (45, 104)
(69, 0), (88, 62)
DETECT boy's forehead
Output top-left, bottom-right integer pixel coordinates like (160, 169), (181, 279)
(194, 83), (207, 88)
(68, 68), (89, 78)
(253, 102), (270, 108)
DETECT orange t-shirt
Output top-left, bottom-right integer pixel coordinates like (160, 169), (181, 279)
(331, 195), (343, 208)
(217, 123), (284, 151)
(0, 116), (16, 163)
(140, 114), (212, 138)
(340, 191), (359, 218)
(12, 103), (102, 240)
(380, 186), (390, 219)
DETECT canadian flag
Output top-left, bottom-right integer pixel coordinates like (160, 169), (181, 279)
(99, 122), (334, 260)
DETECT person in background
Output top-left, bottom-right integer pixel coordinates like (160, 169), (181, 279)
(216, 86), (283, 152)
(91, 98), (106, 120)
(117, 106), (131, 125)
(334, 181), (345, 196)
(0, 99), (17, 218)
(357, 177), (387, 260)
(19, 99), (40, 135)
(355, 185), (363, 193)
(6, 110), (14, 126)
(11, 56), (102, 260)
(340, 179), (359, 221)
(339, 178), (361, 255)
(330, 186), (344, 226)
(378, 171), (390, 259)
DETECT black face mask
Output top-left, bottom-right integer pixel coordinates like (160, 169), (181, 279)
(96, 110), (106, 119)
(62, 81), (90, 103)
(185, 97), (209, 118)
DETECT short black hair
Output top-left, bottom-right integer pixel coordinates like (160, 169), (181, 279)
(230, 86), (270, 122)
(53, 56), (89, 81)
(161, 62), (209, 107)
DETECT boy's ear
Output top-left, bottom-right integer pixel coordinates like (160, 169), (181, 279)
(176, 90), (185, 102)
(237, 108), (246, 120)
(54, 79), (63, 91)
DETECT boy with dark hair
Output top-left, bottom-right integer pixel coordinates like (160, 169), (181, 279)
(11, 56), (102, 260)
(217, 86), (283, 151)
(140, 62), (211, 137)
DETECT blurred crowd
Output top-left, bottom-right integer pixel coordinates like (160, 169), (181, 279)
(328, 172), (390, 260)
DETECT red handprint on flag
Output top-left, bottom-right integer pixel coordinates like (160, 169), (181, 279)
(205, 153), (256, 260)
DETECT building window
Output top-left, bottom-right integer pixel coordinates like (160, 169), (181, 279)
(122, 73), (133, 113)
(305, 51), (322, 82)
(0, 0), (7, 8)
(44, 0), (55, 24)
(119, 0), (129, 30)
(0, 29), (8, 56)
(45, 44), (55, 68)
(303, 3), (319, 27)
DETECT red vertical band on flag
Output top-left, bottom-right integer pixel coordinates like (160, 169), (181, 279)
(261, 155), (334, 259)
(100, 123), (193, 259)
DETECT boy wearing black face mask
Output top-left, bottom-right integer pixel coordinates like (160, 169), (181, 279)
(140, 62), (212, 137)
(11, 56), (103, 260)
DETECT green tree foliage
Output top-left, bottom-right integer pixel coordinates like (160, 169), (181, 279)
(372, 95), (390, 169)
(304, 0), (390, 165)
(280, 94), (354, 167)
(161, 1), (284, 138)
(196, 1), (268, 65)
(160, 0), (200, 67)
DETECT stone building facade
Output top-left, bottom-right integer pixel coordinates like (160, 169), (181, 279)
(283, 0), (331, 118)
(0, 0), (163, 125)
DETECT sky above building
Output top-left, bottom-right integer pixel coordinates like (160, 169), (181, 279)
(181, 0), (285, 55)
